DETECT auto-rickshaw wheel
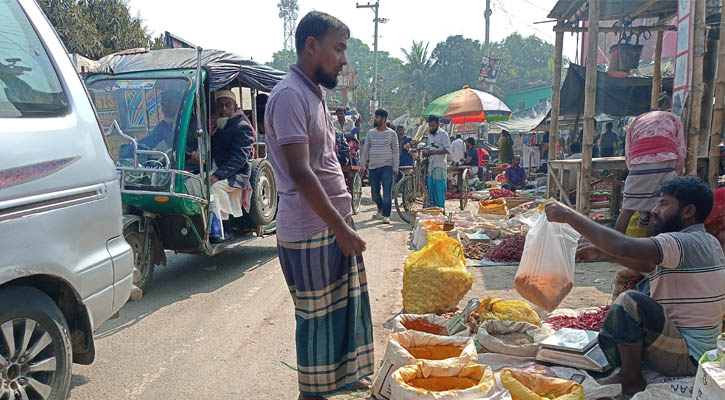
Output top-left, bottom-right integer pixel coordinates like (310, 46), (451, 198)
(249, 159), (278, 227)
(123, 231), (154, 297)
(351, 171), (362, 215)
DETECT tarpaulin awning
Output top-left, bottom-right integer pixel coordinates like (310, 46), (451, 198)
(559, 64), (673, 117)
(493, 99), (551, 133)
(90, 48), (286, 92)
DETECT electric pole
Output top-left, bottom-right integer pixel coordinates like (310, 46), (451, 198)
(356, 1), (385, 109)
(485, 0), (491, 58)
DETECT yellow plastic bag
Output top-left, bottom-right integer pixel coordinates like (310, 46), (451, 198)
(403, 232), (473, 314)
(475, 296), (542, 327)
(625, 211), (648, 238)
(391, 361), (497, 399)
(501, 369), (585, 400)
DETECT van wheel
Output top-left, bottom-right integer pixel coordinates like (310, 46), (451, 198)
(0, 287), (73, 400)
(249, 159), (278, 227)
(124, 231), (154, 297)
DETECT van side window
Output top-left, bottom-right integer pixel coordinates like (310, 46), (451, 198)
(0, 1), (69, 118)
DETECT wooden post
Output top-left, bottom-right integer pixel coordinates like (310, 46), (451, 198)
(709, 10), (725, 187)
(578, 0), (599, 215)
(651, 31), (664, 109)
(685, 0), (706, 175)
(700, 31), (719, 157)
(550, 27), (565, 161)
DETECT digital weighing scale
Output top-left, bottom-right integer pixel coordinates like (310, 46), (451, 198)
(535, 328), (611, 372)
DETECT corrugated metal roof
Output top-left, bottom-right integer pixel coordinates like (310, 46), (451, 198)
(548, 0), (677, 22)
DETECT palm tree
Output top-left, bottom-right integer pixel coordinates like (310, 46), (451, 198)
(401, 40), (432, 114)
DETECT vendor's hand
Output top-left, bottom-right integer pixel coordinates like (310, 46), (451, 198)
(334, 223), (367, 256)
(544, 201), (572, 223)
(210, 174), (220, 185)
(576, 242), (602, 262)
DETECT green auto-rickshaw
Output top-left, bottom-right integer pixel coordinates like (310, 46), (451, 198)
(84, 48), (284, 298)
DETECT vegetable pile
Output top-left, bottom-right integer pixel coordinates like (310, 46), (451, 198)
(485, 235), (526, 262)
(488, 188), (516, 199)
(544, 306), (611, 331)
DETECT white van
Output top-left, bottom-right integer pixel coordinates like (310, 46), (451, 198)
(0, 0), (133, 398)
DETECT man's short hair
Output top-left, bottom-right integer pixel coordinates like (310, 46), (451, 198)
(427, 115), (439, 123)
(466, 137), (476, 146)
(295, 11), (350, 54)
(375, 109), (388, 118)
(658, 177), (714, 223)
(336, 107), (345, 114)
(606, 122), (614, 129)
(396, 125), (405, 131)
(456, 134), (462, 139)
(386, 121), (393, 129)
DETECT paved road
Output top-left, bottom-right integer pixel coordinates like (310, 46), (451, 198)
(70, 192), (410, 399)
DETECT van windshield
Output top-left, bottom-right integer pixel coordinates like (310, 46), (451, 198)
(88, 78), (190, 163)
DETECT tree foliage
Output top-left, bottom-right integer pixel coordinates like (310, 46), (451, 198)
(266, 32), (560, 121)
(38, 0), (152, 59)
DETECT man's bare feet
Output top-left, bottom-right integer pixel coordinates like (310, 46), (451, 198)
(353, 377), (372, 389)
(298, 394), (326, 400)
(598, 372), (647, 395)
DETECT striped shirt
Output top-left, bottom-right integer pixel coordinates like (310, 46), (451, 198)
(650, 224), (725, 359)
(360, 128), (399, 171)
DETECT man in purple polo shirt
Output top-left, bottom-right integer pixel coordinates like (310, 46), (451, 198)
(265, 11), (373, 400)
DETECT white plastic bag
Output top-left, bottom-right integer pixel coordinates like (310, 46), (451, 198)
(371, 331), (478, 400)
(514, 212), (580, 311)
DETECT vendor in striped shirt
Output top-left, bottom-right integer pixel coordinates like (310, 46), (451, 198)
(546, 177), (725, 395)
(360, 109), (399, 224)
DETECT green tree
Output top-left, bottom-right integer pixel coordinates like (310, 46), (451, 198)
(267, 49), (296, 72)
(149, 33), (166, 50)
(401, 40), (432, 115)
(488, 33), (563, 94)
(38, 0), (149, 59)
(428, 35), (485, 99)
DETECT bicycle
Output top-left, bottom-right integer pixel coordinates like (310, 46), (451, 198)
(395, 146), (430, 224)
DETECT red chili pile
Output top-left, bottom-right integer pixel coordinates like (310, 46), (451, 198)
(489, 188), (516, 199)
(486, 234), (526, 262)
(544, 305), (611, 331)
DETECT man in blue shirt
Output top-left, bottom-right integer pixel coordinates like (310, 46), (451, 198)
(463, 137), (479, 175)
(396, 124), (413, 182)
(504, 155), (527, 191)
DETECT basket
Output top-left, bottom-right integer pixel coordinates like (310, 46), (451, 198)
(609, 43), (643, 71)
(478, 199), (508, 216)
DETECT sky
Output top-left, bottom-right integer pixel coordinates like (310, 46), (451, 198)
(127, 0), (580, 64)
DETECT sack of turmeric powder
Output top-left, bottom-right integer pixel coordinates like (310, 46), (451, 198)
(391, 361), (497, 400)
(393, 314), (468, 336)
(403, 232), (473, 314)
(371, 331), (477, 400)
(500, 369), (585, 400)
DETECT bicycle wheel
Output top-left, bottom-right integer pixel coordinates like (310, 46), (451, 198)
(395, 175), (423, 224)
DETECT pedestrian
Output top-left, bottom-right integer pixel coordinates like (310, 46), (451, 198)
(360, 109), (399, 224)
(614, 111), (686, 236)
(463, 137), (479, 176)
(546, 177), (725, 395)
(334, 107), (354, 135)
(498, 130), (514, 165)
(264, 11), (373, 399)
(503, 154), (527, 191)
(600, 121), (618, 157)
(396, 124), (413, 182)
(450, 133), (466, 165)
(425, 115), (450, 208)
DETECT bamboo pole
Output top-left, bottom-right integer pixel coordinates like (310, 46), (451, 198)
(709, 10), (725, 187)
(685, 0), (706, 176)
(699, 32), (719, 157)
(554, 25), (676, 33)
(550, 28), (565, 161)
(651, 31), (664, 109)
(579, 0), (599, 215)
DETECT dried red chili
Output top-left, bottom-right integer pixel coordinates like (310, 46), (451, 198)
(544, 306), (611, 331)
(489, 188), (516, 200)
(486, 235), (526, 262)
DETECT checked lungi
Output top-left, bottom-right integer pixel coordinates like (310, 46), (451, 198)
(599, 290), (698, 377)
(277, 223), (375, 396)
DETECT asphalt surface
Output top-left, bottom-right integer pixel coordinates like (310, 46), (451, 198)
(69, 191), (411, 400)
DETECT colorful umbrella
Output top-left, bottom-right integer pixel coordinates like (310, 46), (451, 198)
(423, 86), (512, 123)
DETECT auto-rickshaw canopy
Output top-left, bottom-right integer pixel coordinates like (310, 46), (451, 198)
(90, 48), (286, 92)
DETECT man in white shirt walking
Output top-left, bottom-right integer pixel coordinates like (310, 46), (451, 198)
(450, 134), (466, 165)
(360, 109), (399, 224)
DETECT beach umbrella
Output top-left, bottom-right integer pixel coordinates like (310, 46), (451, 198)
(423, 86), (511, 123)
